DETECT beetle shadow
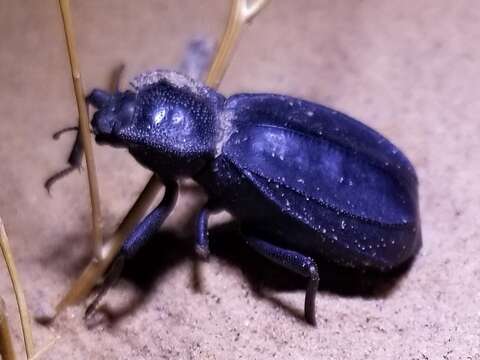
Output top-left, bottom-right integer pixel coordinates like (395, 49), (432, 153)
(88, 219), (416, 328)
(36, 231), (96, 278)
(85, 229), (193, 328)
(206, 223), (416, 322)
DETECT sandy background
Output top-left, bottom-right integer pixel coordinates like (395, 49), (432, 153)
(1, 0), (479, 359)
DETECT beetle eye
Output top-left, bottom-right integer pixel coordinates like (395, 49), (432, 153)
(153, 107), (166, 125)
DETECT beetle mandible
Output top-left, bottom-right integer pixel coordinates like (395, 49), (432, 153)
(87, 69), (421, 325)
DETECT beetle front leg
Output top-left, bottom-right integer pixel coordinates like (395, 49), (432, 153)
(195, 208), (210, 260)
(244, 235), (319, 326)
(44, 127), (83, 193)
(120, 179), (178, 259)
(46, 64), (125, 193)
(85, 180), (178, 318)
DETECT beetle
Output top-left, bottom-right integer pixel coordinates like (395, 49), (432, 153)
(86, 69), (421, 325)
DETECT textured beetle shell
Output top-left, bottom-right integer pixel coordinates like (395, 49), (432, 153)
(196, 94), (421, 270)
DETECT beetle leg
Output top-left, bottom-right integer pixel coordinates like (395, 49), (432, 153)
(120, 180), (178, 259)
(244, 235), (319, 326)
(84, 254), (125, 319)
(52, 126), (79, 139)
(44, 129), (84, 193)
(46, 64), (125, 193)
(85, 180), (178, 319)
(195, 208), (210, 260)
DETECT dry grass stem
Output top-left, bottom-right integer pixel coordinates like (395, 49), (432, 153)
(0, 297), (16, 360)
(58, 0), (104, 260)
(206, 0), (270, 88)
(0, 218), (34, 358)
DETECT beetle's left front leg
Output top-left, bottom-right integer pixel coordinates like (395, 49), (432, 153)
(85, 179), (178, 318)
(44, 127), (83, 193)
(120, 179), (178, 259)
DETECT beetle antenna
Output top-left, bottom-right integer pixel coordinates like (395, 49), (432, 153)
(110, 63), (126, 92)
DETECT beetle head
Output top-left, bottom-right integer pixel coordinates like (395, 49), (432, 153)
(88, 89), (136, 147)
(89, 71), (222, 177)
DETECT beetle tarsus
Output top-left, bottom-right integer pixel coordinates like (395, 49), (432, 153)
(85, 254), (125, 320)
(52, 126), (79, 140)
(195, 245), (210, 260)
(305, 264), (319, 326)
(44, 167), (77, 194)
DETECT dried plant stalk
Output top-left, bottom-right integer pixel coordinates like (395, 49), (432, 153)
(206, 0), (270, 88)
(0, 218), (34, 359)
(1, 296), (57, 360)
(53, 0), (271, 314)
(0, 297), (16, 360)
(58, 0), (104, 260)
(29, 335), (60, 360)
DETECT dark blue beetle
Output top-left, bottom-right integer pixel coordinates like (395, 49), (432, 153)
(87, 70), (421, 325)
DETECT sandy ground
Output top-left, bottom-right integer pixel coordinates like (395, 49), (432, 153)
(1, 1), (479, 359)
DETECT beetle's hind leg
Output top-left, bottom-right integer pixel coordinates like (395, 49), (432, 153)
(194, 207), (210, 259)
(244, 234), (319, 326)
